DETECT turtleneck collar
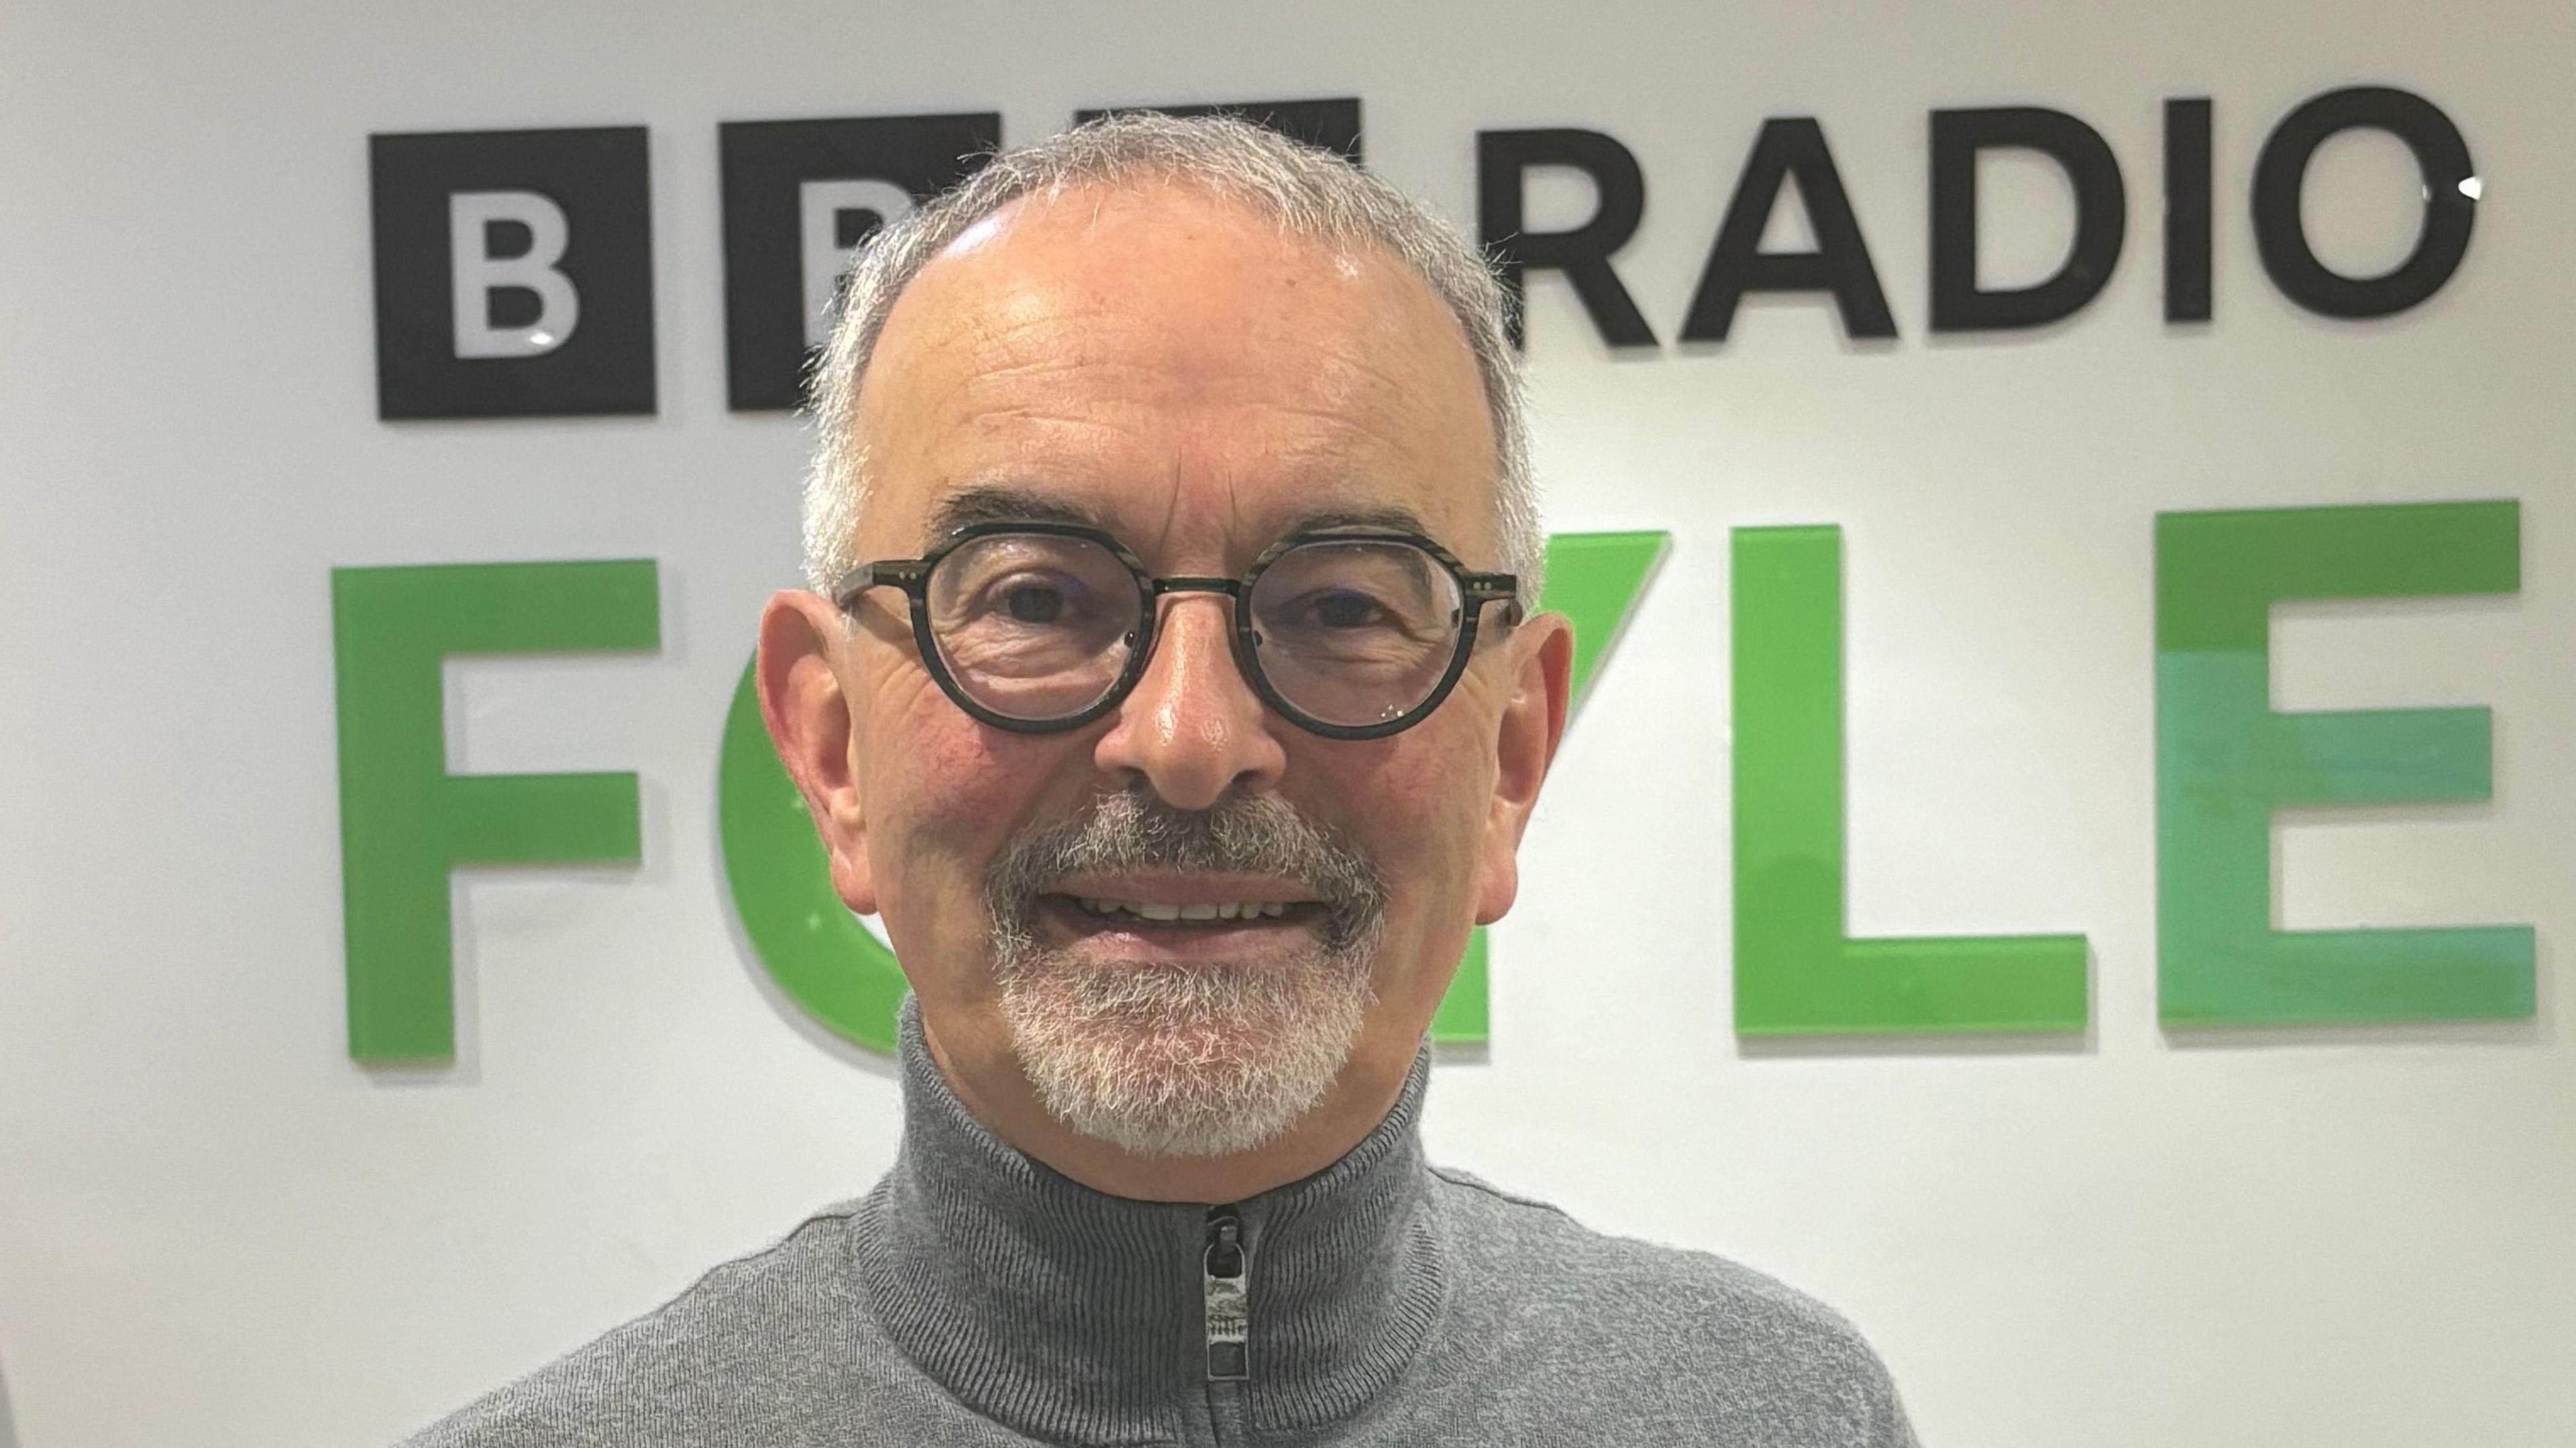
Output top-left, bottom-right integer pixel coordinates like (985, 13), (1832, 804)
(853, 997), (1446, 1446)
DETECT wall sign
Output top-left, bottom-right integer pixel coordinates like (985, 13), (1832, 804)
(368, 85), (2479, 419)
(1479, 85), (2476, 347)
(343, 87), (2522, 1063)
(369, 127), (655, 419)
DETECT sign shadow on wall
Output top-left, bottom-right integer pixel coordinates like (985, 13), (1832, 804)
(1, 1349), (20, 1448)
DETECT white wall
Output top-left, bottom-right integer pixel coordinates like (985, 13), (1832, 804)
(2, 1), (2571, 1444)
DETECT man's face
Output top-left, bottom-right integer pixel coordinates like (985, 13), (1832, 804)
(763, 181), (1568, 1169)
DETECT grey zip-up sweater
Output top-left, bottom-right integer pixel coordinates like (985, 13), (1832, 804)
(403, 1001), (1917, 1446)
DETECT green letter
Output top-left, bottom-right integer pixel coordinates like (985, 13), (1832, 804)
(1731, 526), (2088, 1035)
(718, 531), (1672, 1055)
(1431, 530), (1671, 1042)
(333, 561), (659, 1062)
(718, 659), (911, 1054)
(2156, 501), (2531, 1025)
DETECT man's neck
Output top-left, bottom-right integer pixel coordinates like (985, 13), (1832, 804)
(918, 1014), (1416, 1202)
(863, 997), (1449, 1447)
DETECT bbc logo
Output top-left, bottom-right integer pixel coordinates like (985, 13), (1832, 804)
(368, 101), (1361, 421)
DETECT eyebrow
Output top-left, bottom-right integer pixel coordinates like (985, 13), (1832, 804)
(920, 485), (1436, 549)
(923, 485), (1102, 541)
(1293, 504), (1435, 535)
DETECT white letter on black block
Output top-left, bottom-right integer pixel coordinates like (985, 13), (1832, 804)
(448, 190), (580, 358)
(371, 126), (655, 419)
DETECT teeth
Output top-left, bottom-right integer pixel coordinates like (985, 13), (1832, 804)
(1069, 897), (1297, 922)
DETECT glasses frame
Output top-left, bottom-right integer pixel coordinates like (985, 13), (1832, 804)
(834, 520), (1522, 741)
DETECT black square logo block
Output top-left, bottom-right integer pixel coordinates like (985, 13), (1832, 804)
(1072, 98), (1363, 165)
(370, 127), (655, 420)
(719, 113), (1001, 412)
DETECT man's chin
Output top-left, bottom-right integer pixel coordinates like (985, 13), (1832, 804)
(994, 950), (1377, 1159)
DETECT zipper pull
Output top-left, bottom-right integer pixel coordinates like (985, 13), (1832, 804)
(1203, 1206), (1250, 1382)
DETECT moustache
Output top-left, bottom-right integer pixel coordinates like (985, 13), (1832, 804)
(983, 786), (1389, 953)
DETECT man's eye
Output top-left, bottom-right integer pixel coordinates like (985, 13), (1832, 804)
(1308, 591), (1387, 628)
(1004, 584), (1067, 624)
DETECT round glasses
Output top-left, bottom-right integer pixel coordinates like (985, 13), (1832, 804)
(834, 522), (1521, 740)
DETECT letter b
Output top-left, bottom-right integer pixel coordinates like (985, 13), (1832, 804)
(370, 127), (656, 418)
(449, 190), (580, 358)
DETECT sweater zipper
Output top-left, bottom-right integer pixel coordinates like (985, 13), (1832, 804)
(1203, 1205), (1250, 1383)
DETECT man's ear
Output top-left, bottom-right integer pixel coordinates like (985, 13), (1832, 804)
(1474, 612), (1575, 926)
(756, 590), (879, 915)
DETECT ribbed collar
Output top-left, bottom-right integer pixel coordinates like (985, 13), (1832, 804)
(854, 997), (1446, 1446)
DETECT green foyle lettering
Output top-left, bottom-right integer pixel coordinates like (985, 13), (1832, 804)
(330, 502), (2536, 1064)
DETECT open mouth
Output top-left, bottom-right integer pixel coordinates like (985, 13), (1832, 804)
(1062, 897), (1303, 922)
(1038, 895), (1328, 928)
(1029, 877), (1332, 951)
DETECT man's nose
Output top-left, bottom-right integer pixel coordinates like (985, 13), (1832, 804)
(1091, 593), (1289, 810)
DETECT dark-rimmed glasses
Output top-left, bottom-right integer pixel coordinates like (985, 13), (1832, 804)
(833, 522), (1521, 740)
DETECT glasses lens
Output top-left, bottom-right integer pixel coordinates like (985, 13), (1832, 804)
(926, 533), (1142, 722)
(1246, 539), (1464, 729)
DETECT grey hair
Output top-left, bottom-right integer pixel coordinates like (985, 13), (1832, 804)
(800, 111), (1542, 611)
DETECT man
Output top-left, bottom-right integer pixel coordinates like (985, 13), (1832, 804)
(409, 113), (1916, 1447)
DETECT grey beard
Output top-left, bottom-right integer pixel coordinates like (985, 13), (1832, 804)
(982, 787), (1389, 1158)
